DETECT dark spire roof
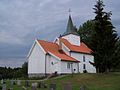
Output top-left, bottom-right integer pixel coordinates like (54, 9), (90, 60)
(62, 15), (78, 36)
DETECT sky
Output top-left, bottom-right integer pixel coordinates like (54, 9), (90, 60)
(0, 0), (120, 67)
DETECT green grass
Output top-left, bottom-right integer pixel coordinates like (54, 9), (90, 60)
(1, 73), (120, 90)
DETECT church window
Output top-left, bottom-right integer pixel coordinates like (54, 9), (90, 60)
(67, 63), (71, 69)
(83, 55), (85, 62)
(83, 64), (86, 69)
(51, 62), (54, 65)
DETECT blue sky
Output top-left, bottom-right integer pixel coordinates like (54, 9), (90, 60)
(0, 0), (120, 67)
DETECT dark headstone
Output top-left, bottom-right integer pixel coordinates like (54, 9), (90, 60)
(62, 83), (72, 90)
(38, 82), (47, 88)
(13, 80), (16, 85)
(25, 80), (30, 87)
(38, 82), (42, 88)
(49, 83), (56, 90)
(44, 83), (47, 88)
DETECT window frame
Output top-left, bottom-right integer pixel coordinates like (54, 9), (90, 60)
(83, 55), (85, 62)
(83, 64), (86, 69)
(67, 63), (71, 69)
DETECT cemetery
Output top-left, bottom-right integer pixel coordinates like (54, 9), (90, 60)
(0, 73), (120, 90)
(0, 0), (120, 90)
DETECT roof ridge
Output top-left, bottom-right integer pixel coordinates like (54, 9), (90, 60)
(59, 38), (92, 54)
(37, 39), (57, 44)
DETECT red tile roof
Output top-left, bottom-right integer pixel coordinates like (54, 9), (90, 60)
(60, 38), (92, 54)
(37, 40), (79, 62)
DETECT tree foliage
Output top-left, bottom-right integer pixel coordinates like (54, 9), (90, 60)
(0, 62), (28, 79)
(91, 0), (119, 73)
(78, 20), (95, 47)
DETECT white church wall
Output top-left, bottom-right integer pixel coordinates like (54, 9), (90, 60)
(71, 52), (96, 73)
(62, 34), (80, 46)
(28, 42), (45, 76)
(61, 43), (70, 56)
(61, 61), (78, 74)
(85, 55), (96, 73)
(46, 54), (61, 74)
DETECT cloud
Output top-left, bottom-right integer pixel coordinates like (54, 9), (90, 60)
(0, 31), (24, 45)
(0, 58), (25, 68)
(0, 0), (120, 67)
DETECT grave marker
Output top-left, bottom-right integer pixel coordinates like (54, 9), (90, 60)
(49, 83), (56, 90)
(17, 80), (21, 86)
(31, 83), (37, 90)
(1, 79), (3, 84)
(25, 80), (30, 87)
(2, 84), (6, 90)
(10, 80), (14, 86)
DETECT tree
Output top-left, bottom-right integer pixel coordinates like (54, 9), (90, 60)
(78, 20), (95, 47)
(22, 62), (28, 77)
(91, 0), (119, 73)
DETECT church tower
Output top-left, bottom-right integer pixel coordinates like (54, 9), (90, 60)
(61, 15), (80, 46)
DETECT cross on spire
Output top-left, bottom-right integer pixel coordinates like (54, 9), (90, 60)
(61, 9), (79, 36)
(68, 8), (71, 15)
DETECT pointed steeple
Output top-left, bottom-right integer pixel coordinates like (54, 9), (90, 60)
(62, 15), (78, 36)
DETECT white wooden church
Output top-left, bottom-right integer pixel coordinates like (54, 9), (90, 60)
(27, 15), (96, 77)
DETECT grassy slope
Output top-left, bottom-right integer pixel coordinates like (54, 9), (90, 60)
(47, 73), (120, 90)
(1, 73), (120, 90)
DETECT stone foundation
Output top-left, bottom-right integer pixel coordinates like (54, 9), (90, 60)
(28, 73), (46, 78)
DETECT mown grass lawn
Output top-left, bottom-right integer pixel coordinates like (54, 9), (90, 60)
(1, 73), (120, 90)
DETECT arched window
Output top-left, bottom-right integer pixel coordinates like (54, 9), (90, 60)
(83, 55), (85, 62)
(83, 64), (86, 69)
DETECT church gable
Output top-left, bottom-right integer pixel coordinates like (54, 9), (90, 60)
(37, 40), (79, 62)
(28, 41), (46, 74)
(62, 34), (80, 46)
(59, 38), (92, 54)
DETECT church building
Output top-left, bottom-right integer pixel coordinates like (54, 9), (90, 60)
(27, 15), (96, 77)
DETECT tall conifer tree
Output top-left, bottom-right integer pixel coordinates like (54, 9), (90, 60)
(91, 0), (118, 73)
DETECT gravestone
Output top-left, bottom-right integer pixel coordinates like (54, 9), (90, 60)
(13, 80), (16, 85)
(10, 80), (14, 86)
(43, 83), (47, 88)
(31, 83), (37, 90)
(2, 84), (6, 90)
(1, 79), (3, 84)
(49, 83), (56, 90)
(38, 82), (42, 88)
(17, 80), (21, 86)
(62, 83), (72, 90)
(38, 82), (47, 88)
(25, 80), (30, 87)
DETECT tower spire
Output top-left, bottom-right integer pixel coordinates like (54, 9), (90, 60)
(62, 10), (78, 36)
